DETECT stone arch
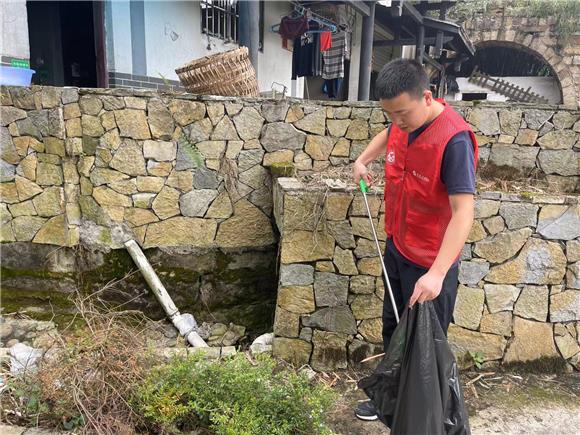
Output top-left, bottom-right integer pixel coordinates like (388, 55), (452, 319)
(471, 40), (563, 104)
(466, 31), (577, 106)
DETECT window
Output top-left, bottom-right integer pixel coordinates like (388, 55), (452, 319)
(461, 92), (488, 101)
(201, 0), (239, 43)
(200, 0), (264, 50)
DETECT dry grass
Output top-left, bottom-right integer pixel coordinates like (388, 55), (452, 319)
(299, 162), (386, 189)
(2, 296), (157, 434)
(296, 162), (577, 196)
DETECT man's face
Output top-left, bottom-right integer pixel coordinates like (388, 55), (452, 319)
(380, 90), (432, 133)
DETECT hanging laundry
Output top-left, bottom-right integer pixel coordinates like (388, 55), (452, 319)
(320, 32), (332, 52)
(279, 14), (308, 39)
(291, 34), (315, 79)
(322, 31), (347, 80)
(322, 78), (343, 99)
(311, 23), (324, 77)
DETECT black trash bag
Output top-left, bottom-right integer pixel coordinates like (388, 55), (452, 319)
(358, 302), (470, 435)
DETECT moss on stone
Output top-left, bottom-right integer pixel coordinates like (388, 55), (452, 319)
(490, 377), (574, 409)
(1, 286), (78, 326)
(4, 246), (278, 334)
(1, 266), (74, 281)
(269, 162), (295, 177)
(78, 248), (149, 305)
(502, 356), (568, 374)
(98, 228), (112, 244)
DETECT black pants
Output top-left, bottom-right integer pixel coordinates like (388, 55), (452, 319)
(381, 239), (459, 349)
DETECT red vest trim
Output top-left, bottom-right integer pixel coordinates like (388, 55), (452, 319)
(384, 101), (478, 268)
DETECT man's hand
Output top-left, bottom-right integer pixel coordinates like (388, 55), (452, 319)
(353, 160), (374, 186)
(408, 269), (445, 307)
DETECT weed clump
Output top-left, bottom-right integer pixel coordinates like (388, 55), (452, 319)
(135, 353), (337, 434)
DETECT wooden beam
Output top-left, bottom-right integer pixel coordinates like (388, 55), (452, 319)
(400, 24), (416, 39)
(391, 0), (403, 17)
(402, 1), (423, 24)
(415, 24), (425, 63)
(438, 68), (446, 98)
(423, 53), (443, 71)
(93, 1), (108, 88)
(373, 36), (453, 47)
(434, 30), (444, 57)
(344, 0), (371, 17)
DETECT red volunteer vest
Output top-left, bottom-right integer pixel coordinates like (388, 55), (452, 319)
(384, 100), (478, 268)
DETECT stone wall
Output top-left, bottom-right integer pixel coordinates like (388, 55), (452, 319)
(272, 178), (580, 371)
(460, 103), (579, 194)
(0, 85), (579, 332)
(1, 87), (578, 254)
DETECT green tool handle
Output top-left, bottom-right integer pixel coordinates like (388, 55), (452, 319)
(359, 178), (368, 193)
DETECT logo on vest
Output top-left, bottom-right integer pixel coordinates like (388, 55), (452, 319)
(412, 170), (430, 183)
(387, 151), (395, 164)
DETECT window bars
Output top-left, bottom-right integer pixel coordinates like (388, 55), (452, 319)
(201, 0), (239, 43)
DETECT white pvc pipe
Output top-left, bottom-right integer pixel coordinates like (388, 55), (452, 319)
(125, 240), (208, 347)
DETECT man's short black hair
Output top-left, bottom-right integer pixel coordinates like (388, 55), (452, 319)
(375, 59), (430, 100)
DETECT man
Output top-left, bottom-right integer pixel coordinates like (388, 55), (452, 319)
(352, 59), (477, 421)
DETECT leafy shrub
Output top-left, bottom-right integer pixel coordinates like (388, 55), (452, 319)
(135, 353), (337, 435)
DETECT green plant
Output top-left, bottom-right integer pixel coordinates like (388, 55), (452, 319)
(448, 0), (494, 23)
(62, 414), (86, 431)
(522, 0), (580, 43)
(7, 378), (50, 426)
(449, 0), (580, 44)
(468, 351), (485, 370)
(134, 353), (337, 434)
(179, 133), (205, 169)
(158, 72), (172, 88)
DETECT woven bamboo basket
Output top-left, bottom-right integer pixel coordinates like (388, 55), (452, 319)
(175, 47), (259, 97)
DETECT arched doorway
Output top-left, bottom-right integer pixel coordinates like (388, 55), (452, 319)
(451, 41), (563, 104)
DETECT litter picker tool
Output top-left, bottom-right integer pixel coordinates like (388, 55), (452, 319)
(358, 178), (398, 363)
(359, 179), (399, 325)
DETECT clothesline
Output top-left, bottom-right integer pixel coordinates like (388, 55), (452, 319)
(273, 3), (350, 99)
(270, 3), (339, 35)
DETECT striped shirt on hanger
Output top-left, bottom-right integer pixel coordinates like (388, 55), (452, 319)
(322, 31), (347, 80)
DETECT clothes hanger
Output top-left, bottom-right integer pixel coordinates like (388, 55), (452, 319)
(304, 10), (338, 34)
(270, 4), (337, 34)
(270, 5), (305, 33)
(305, 20), (337, 34)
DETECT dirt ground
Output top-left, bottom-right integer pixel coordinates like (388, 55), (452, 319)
(325, 370), (580, 435)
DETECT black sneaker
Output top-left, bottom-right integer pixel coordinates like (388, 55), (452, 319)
(354, 400), (378, 421)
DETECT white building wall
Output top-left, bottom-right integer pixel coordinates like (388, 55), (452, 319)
(0, 0), (30, 61)
(143, 1), (239, 82)
(105, 0), (296, 93)
(259, 1), (296, 96)
(107, 0), (132, 74)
